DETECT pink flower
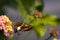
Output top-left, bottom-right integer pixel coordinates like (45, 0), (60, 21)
(0, 21), (5, 30)
(0, 15), (6, 23)
(0, 15), (13, 36)
(4, 31), (10, 36)
(4, 30), (12, 36)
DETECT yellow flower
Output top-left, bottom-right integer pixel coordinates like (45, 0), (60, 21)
(3, 15), (12, 25)
(5, 21), (12, 26)
(3, 15), (13, 32)
(4, 26), (13, 32)
(4, 15), (10, 22)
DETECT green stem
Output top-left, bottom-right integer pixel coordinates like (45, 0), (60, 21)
(4, 37), (7, 40)
(8, 33), (13, 40)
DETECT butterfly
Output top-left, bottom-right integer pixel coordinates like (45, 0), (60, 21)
(13, 21), (32, 34)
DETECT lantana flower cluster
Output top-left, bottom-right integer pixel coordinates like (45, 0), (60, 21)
(0, 15), (13, 36)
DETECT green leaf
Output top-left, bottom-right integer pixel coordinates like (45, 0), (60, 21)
(30, 18), (46, 38)
(44, 14), (60, 26)
(23, 15), (35, 24)
(29, 14), (60, 38)
(17, 0), (44, 24)
(33, 26), (46, 38)
(54, 17), (60, 24)
(18, 0), (44, 15)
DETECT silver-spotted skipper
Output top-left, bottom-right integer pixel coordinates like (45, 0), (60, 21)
(13, 21), (32, 34)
